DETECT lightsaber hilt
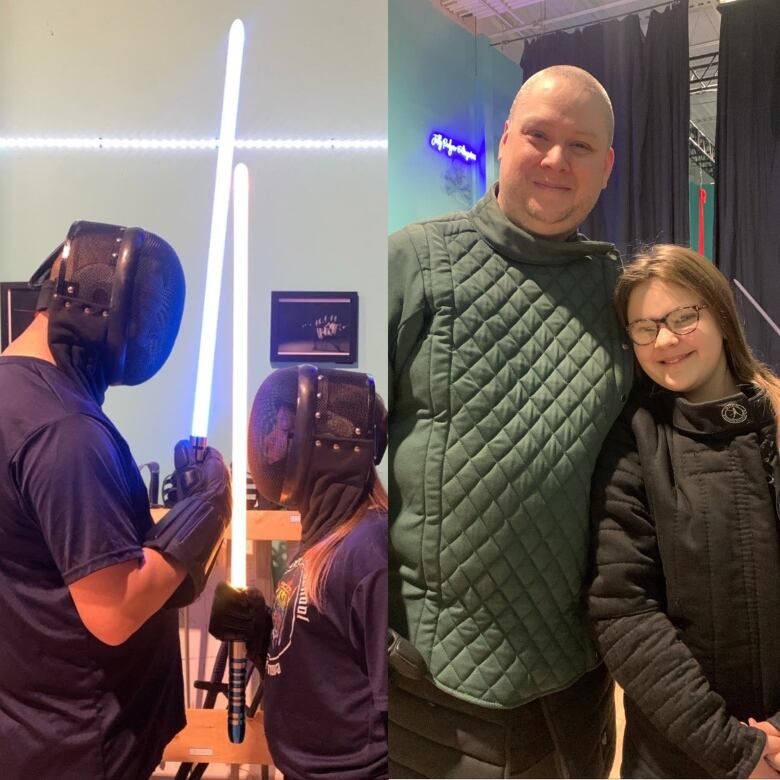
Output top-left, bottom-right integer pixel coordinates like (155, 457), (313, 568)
(190, 435), (208, 464)
(228, 640), (247, 743)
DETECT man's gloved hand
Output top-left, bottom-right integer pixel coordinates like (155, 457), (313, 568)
(209, 581), (273, 671)
(145, 441), (232, 608)
(173, 440), (232, 515)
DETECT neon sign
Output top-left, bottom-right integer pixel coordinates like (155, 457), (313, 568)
(429, 132), (477, 163)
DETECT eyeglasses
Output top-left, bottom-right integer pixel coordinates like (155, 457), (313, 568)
(626, 304), (710, 346)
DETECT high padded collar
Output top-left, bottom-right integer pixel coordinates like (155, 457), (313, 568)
(469, 183), (619, 267)
(654, 385), (775, 436)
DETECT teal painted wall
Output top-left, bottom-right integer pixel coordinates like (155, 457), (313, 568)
(389, 0), (522, 232)
(689, 181), (715, 260)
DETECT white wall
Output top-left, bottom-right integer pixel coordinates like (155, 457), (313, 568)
(0, 0), (388, 480)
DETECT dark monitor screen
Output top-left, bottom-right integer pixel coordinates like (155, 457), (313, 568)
(1, 283), (39, 351)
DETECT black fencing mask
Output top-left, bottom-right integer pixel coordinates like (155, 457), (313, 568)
(30, 221), (185, 404)
(248, 364), (387, 548)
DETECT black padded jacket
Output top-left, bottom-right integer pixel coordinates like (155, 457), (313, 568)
(589, 384), (780, 778)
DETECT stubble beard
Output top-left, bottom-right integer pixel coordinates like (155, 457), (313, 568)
(499, 182), (581, 237)
(523, 196), (578, 231)
(531, 201), (574, 222)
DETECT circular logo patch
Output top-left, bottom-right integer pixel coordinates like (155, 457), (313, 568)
(721, 402), (747, 424)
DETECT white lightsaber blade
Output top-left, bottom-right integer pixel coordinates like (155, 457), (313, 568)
(231, 162), (249, 590)
(228, 162), (249, 745)
(191, 18), (246, 440)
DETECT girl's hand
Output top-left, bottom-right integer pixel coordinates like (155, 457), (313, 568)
(747, 719), (780, 778)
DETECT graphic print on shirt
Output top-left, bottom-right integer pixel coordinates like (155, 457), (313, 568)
(266, 556), (309, 677)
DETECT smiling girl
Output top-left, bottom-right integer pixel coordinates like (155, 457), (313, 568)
(589, 245), (780, 778)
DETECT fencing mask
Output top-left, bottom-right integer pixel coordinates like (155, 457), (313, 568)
(30, 221), (185, 403)
(248, 364), (387, 548)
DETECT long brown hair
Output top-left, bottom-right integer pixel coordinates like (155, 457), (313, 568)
(302, 468), (388, 610)
(615, 244), (780, 421)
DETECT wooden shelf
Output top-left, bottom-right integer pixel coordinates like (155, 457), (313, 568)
(162, 708), (273, 765)
(150, 508), (301, 541)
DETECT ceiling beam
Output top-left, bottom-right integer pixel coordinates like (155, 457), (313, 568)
(488, 0), (673, 44)
(441, 0), (543, 19)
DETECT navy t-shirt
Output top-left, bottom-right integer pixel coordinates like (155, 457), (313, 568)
(0, 356), (184, 779)
(263, 509), (388, 780)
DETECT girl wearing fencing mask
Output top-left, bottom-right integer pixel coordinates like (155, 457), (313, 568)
(588, 245), (780, 778)
(210, 365), (388, 780)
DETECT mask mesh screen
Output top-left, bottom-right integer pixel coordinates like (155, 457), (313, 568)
(123, 233), (185, 385)
(248, 367), (299, 504)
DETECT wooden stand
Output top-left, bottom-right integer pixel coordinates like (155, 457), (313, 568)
(162, 709), (273, 765)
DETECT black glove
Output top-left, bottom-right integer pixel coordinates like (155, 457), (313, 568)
(145, 441), (232, 607)
(209, 581), (273, 671)
(172, 440), (231, 511)
(388, 628), (428, 680)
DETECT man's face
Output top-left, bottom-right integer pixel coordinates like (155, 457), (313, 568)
(497, 78), (614, 240)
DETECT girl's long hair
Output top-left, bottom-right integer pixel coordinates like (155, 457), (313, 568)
(615, 244), (780, 422)
(302, 468), (387, 610)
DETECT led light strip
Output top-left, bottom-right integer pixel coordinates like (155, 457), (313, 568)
(0, 138), (217, 150)
(237, 138), (386, 150)
(0, 137), (387, 150)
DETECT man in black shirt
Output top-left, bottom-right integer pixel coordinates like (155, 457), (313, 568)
(0, 222), (231, 779)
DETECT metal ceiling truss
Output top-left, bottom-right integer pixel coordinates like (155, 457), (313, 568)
(689, 120), (715, 178)
(440, 0), (546, 23)
(442, 0), (680, 46)
(690, 52), (719, 94)
(439, 0), (721, 63)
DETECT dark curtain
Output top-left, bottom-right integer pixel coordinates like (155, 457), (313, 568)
(715, 0), (780, 371)
(520, 1), (689, 257)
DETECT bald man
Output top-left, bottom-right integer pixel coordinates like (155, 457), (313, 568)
(388, 66), (633, 777)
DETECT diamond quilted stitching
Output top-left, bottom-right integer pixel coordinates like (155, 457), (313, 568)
(425, 230), (623, 705)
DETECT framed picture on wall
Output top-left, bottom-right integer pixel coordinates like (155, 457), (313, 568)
(270, 291), (358, 364)
(1, 282), (39, 351)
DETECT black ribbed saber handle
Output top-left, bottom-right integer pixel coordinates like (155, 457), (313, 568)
(190, 435), (208, 463)
(228, 640), (247, 743)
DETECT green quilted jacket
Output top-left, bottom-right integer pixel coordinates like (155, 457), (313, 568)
(388, 185), (633, 708)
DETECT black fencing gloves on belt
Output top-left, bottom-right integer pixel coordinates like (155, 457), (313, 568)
(208, 581), (273, 670)
(388, 628), (428, 680)
(145, 440), (232, 607)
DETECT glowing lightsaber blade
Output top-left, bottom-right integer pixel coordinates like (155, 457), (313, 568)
(228, 162), (249, 744)
(190, 18), (246, 459)
(231, 163), (248, 589)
